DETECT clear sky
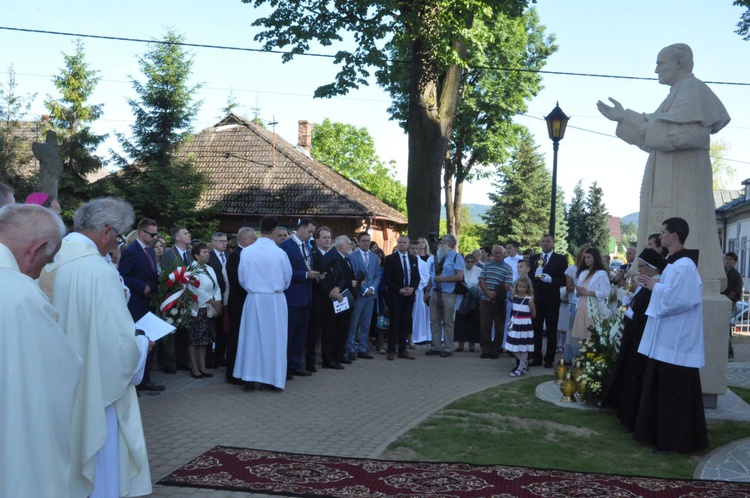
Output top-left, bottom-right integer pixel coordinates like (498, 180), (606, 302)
(1, 0), (748, 218)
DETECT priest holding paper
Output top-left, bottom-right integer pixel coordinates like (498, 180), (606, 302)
(39, 197), (152, 497)
(234, 217), (292, 391)
(0, 204), (82, 497)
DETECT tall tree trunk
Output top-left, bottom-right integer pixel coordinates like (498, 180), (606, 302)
(453, 177), (464, 238)
(406, 17), (469, 238)
(444, 153), (456, 235)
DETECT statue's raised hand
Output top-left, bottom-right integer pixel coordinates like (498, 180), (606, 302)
(596, 97), (625, 122)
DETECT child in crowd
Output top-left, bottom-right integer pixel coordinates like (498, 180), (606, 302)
(504, 259), (531, 349)
(506, 276), (536, 376)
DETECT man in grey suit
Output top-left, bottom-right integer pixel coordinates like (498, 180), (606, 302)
(160, 226), (194, 371)
(346, 231), (381, 360)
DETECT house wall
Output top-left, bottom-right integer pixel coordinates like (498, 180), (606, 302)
(718, 200), (750, 291)
(219, 215), (403, 250)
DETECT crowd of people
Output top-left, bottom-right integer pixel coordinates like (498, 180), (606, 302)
(0, 173), (719, 494)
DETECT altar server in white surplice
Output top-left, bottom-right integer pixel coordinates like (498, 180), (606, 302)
(234, 217), (292, 391)
(0, 204), (82, 497)
(38, 198), (152, 498)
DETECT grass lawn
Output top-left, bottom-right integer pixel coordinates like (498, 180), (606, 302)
(383, 375), (750, 479)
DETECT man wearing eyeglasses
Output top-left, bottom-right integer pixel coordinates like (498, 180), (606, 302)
(119, 218), (165, 390)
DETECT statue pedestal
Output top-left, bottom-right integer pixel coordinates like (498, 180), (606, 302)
(701, 291), (730, 409)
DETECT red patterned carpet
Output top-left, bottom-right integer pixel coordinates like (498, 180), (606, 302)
(158, 446), (750, 497)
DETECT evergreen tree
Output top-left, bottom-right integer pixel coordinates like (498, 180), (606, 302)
(566, 180), (586, 251)
(583, 181), (610, 253)
(554, 184), (569, 256)
(481, 132), (549, 248)
(44, 40), (106, 210)
(0, 65), (36, 187)
(110, 31), (211, 234)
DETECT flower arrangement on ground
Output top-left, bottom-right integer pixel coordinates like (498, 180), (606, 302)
(574, 297), (622, 403)
(152, 260), (204, 328)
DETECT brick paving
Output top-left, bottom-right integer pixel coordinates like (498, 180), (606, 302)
(139, 340), (750, 496)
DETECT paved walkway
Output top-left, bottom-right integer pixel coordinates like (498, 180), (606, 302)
(139, 341), (750, 497)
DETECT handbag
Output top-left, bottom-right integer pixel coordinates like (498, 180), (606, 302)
(454, 280), (468, 295)
(375, 299), (389, 330)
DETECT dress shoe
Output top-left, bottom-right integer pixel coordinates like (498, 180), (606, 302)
(489, 354), (499, 359)
(439, 351), (453, 358)
(137, 381), (165, 392)
(200, 371), (214, 378)
(425, 349), (441, 356)
(227, 378), (244, 385)
(480, 353), (490, 359)
(527, 359), (543, 367)
(347, 352), (357, 361)
(398, 351), (415, 360)
(286, 373), (294, 380)
(292, 369), (312, 377)
(386, 352), (396, 361)
(190, 372), (204, 379)
(306, 365), (318, 373)
(244, 382), (256, 392)
(322, 362), (345, 370)
(162, 365), (177, 374)
(543, 362), (553, 369)
(357, 352), (374, 359)
(339, 358), (353, 364)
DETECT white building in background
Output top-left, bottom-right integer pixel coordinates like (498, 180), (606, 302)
(716, 179), (750, 288)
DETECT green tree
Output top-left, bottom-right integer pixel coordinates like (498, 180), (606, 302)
(44, 40), (107, 210)
(431, 9), (555, 238)
(245, 0), (530, 237)
(219, 91), (241, 119)
(566, 180), (586, 251)
(620, 220), (637, 248)
(553, 184), (569, 256)
(583, 181), (610, 253)
(109, 31), (212, 234)
(311, 118), (407, 213)
(0, 65), (37, 187)
(481, 132), (550, 248)
(711, 138), (735, 189)
(735, 0), (750, 40)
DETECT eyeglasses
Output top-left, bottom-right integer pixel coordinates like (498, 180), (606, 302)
(110, 226), (127, 247)
(142, 230), (158, 237)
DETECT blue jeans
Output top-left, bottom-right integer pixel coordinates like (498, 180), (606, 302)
(347, 296), (376, 353)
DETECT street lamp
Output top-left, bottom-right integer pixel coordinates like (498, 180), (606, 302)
(544, 102), (570, 237)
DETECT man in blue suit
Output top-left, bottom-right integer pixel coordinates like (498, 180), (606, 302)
(118, 217), (164, 391)
(280, 218), (320, 378)
(346, 231), (380, 360)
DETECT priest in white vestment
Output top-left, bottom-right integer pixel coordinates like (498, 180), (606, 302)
(234, 217), (292, 390)
(38, 198), (152, 497)
(0, 204), (82, 497)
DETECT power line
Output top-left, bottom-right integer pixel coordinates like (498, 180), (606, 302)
(2, 25), (750, 86)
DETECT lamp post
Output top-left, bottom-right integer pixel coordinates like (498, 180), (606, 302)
(544, 102), (570, 238)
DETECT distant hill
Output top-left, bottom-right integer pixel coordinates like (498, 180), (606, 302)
(621, 212), (639, 226)
(441, 203), (490, 224)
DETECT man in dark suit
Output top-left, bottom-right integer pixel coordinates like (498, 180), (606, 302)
(118, 217), (164, 391)
(318, 235), (358, 369)
(528, 234), (568, 368)
(305, 226), (333, 372)
(346, 231), (381, 360)
(280, 218), (320, 378)
(160, 226), (194, 372)
(225, 227), (257, 384)
(383, 235), (420, 361)
(206, 232), (229, 368)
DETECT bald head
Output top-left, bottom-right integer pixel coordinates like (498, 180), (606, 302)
(238, 227), (257, 247)
(0, 203), (66, 278)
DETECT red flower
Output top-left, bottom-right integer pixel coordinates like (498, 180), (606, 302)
(166, 280), (174, 288)
(191, 278), (200, 288)
(192, 294), (198, 302)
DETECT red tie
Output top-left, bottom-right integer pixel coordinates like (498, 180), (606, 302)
(144, 246), (155, 271)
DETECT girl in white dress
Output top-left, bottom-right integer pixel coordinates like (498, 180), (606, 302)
(571, 247), (611, 354)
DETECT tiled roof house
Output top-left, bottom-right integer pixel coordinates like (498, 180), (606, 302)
(176, 114), (407, 249)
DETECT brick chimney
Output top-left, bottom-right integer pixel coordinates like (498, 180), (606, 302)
(297, 120), (311, 155)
